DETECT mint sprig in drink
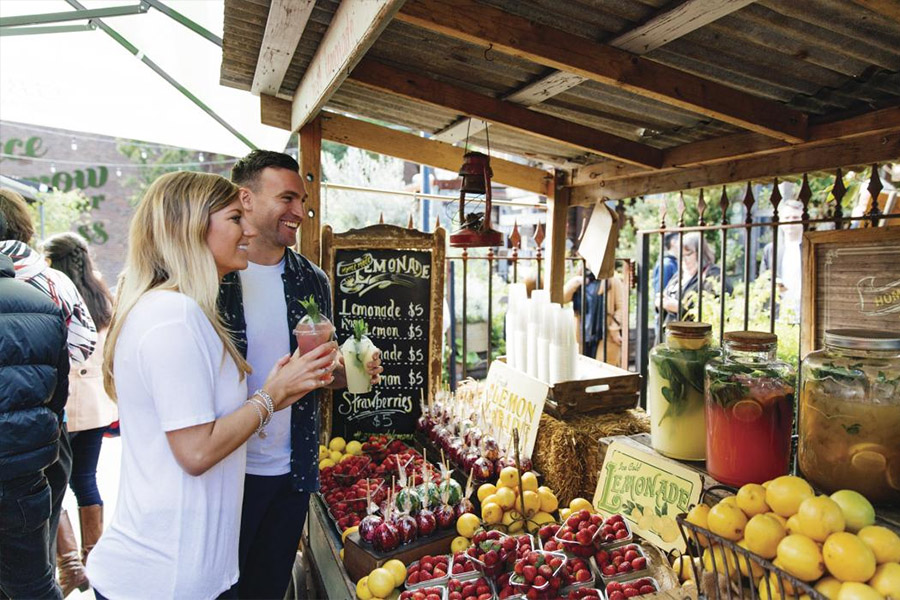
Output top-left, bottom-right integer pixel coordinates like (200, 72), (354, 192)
(293, 295), (334, 356)
(341, 320), (379, 394)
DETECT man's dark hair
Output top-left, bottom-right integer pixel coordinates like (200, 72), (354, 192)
(664, 232), (679, 251)
(231, 150), (300, 190)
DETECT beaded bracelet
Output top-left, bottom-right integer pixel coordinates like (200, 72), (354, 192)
(244, 399), (267, 439)
(253, 389), (275, 421)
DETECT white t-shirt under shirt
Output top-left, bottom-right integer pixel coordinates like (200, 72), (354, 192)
(240, 259), (293, 476)
(87, 291), (247, 600)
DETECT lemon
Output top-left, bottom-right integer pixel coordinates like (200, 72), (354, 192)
(319, 458), (335, 469)
(702, 545), (737, 579)
(477, 483), (497, 503)
(329, 450), (343, 463)
(830, 490), (876, 533)
(346, 440), (363, 455)
(719, 496), (738, 508)
(494, 486), (517, 510)
(737, 483), (771, 516)
(824, 532), (877, 583)
(537, 487), (558, 513)
(329, 437), (347, 453)
(482, 494), (498, 509)
(558, 507), (571, 521)
(569, 497), (593, 512)
(776, 534), (826, 581)
(522, 490), (541, 516)
(858, 526), (900, 564)
(745, 513), (786, 559)
(707, 502), (748, 541)
(527, 511), (556, 533)
(815, 577), (844, 600)
(837, 582), (885, 600)
(798, 496), (846, 542)
(868, 562), (900, 598)
(503, 509), (524, 533)
(520, 472), (539, 493)
(759, 572), (795, 600)
(366, 568), (395, 598)
(457, 512), (481, 538)
(319, 444), (329, 459)
(736, 540), (765, 578)
(383, 559), (407, 587)
(356, 576), (373, 600)
(340, 548), (344, 561)
(686, 503), (711, 547)
(341, 453), (355, 462)
(786, 514), (802, 535)
(499, 466), (519, 489)
(766, 476), (815, 518)
(672, 555), (697, 582)
(767, 512), (788, 528)
(481, 502), (502, 525)
(342, 525), (359, 543)
(451, 535), (471, 554)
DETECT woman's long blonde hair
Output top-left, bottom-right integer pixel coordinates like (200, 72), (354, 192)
(103, 171), (251, 399)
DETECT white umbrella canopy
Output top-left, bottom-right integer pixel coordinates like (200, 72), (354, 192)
(0, 0), (290, 157)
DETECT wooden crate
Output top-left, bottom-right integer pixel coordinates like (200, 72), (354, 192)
(343, 528), (456, 582)
(545, 355), (641, 417)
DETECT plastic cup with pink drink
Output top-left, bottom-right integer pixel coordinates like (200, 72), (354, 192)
(293, 296), (335, 381)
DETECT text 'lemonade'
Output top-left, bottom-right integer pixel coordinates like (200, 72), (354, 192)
(705, 331), (794, 487)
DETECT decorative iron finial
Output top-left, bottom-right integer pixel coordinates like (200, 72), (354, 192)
(866, 164), (884, 219)
(832, 168), (846, 228)
(719, 186), (729, 225)
(742, 182), (755, 225)
(533, 222), (545, 247)
(697, 189), (707, 226)
(509, 221), (521, 249)
(770, 178), (782, 222)
(659, 199), (668, 229)
(799, 174), (812, 228)
(677, 192), (686, 227)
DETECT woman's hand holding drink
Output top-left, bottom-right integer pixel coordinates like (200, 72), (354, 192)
(263, 341), (338, 410)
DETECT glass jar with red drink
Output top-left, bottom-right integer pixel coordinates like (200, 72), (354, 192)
(704, 331), (794, 486)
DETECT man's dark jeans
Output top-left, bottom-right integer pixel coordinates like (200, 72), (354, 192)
(47, 424), (72, 569)
(0, 471), (62, 599)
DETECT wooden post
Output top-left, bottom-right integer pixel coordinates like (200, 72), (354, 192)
(545, 170), (568, 303)
(300, 114), (322, 264)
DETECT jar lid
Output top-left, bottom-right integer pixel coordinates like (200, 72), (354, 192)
(666, 321), (712, 338)
(723, 330), (777, 349)
(824, 329), (900, 351)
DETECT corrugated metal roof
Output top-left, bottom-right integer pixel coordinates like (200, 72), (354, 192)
(221, 0), (900, 168)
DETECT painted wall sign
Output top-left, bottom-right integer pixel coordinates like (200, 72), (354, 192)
(593, 439), (703, 553)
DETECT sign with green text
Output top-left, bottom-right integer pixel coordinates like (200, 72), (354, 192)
(592, 439), (702, 553)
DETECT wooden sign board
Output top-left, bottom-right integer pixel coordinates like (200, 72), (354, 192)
(593, 439), (703, 554)
(483, 360), (549, 459)
(801, 227), (900, 358)
(321, 224), (445, 441)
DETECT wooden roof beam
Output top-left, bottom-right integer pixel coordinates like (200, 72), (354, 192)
(260, 96), (554, 196)
(397, 0), (808, 143)
(290, 0), (404, 131)
(433, 0), (756, 143)
(571, 105), (900, 186)
(569, 129), (900, 203)
(347, 58), (663, 168)
(251, 0), (314, 97)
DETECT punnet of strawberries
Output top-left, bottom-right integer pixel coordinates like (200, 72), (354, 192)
(598, 514), (631, 545)
(406, 554), (450, 586)
(536, 523), (560, 544)
(512, 534), (535, 560)
(567, 588), (603, 599)
(555, 510), (604, 557)
(450, 552), (477, 577)
(464, 530), (518, 578)
(605, 577), (658, 600)
(510, 550), (566, 595)
(562, 556), (593, 587)
(447, 576), (492, 600)
(399, 587), (444, 600)
(595, 544), (647, 578)
(331, 455), (372, 486)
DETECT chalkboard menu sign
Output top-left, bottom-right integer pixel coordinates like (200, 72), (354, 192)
(322, 224), (446, 441)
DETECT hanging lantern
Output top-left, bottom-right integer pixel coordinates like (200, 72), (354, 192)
(449, 149), (503, 247)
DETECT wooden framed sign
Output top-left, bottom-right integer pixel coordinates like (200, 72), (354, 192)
(801, 227), (900, 358)
(321, 224), (445, 440)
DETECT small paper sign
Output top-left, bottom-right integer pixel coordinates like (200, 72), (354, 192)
(592, 440), (703, 553)
(483, 360), (549, 459)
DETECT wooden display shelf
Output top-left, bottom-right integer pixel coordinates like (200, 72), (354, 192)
(545, 354), (641, 417)
(599, 434), (900, 531)
(343, 528), (455, 583)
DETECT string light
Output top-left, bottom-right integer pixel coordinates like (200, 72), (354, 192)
(70, 138), (78, 151)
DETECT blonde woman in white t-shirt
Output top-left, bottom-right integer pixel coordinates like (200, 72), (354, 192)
(87, 171), (338, 600)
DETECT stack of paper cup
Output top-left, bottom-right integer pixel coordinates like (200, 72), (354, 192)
(506, 283), (527, 369)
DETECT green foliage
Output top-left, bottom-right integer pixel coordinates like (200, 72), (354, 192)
(30, 188), (91, 240)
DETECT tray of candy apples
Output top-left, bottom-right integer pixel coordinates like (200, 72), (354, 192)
(446, 576), (494, 600)
(604, 577), (659, 600)
(593, 544), (648, 582)
(399, 586), (448, 600)
(463, 530), (519, 579)
(508, 549), (568, 599)
(405, 554), (451, 589)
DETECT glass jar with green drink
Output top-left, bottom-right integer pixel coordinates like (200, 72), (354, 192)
(648, 321), (720, 460)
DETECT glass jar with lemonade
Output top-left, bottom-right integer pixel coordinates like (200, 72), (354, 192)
(705, 331), (794, 487)
(799, 329), (900, 504)
(648, 321), (720, 460)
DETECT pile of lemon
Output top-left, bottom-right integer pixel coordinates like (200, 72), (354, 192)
(318, 437), (364, 469)
(681, 475), (899, 600)
(356, 559), (406, 600)
(474, 467), (559, 534)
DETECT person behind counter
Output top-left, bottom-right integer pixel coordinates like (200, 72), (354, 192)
(86, 171), (338, 599)
(219, 150), (383, 599)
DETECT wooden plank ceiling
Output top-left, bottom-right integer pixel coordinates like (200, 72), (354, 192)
(222, 0), (900, 200)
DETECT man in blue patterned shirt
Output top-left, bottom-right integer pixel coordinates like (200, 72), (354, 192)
(218, 150), (381, 599)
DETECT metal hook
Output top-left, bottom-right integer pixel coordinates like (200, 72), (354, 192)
(483, 43), (494, 62)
